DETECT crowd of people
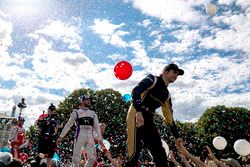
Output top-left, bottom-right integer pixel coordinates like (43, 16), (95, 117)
(0, 112), (249, 166)
(1, 63), (249, 167)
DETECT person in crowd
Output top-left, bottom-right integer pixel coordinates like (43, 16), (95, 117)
(168, 150), (181, 167)
(221, 158), (241, 167)
(7, 158), (23, 167)
(37, 103), (60, 167)
(178, 143), (204, 167)
(94, 122), (119, 167)
(0, 152), (12, 167)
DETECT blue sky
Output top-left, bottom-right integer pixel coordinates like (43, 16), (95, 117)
(0, 0), (249, 129)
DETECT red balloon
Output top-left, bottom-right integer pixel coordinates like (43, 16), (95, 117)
(114, 61), (133, 80)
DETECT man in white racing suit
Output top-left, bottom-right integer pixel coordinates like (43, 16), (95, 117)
(57, 94), (103, 167)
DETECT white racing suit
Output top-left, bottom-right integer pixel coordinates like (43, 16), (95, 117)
(60, 107), (102, 167)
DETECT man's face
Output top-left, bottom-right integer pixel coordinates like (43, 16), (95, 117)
(48, 109), (54, 115)
(163, 69), (179, 83)
(82, 98), (91, 107)
(100, 123), (106, 132)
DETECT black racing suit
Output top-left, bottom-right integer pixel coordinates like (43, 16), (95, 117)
(126, 74), (179, 167)
(37, 114), (60, 158)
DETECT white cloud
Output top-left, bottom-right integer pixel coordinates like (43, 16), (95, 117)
(149, 31), (163, 49)
(30, 38), (99, 91)
(91, 19), (167, 70)
(218, 0), (250, 9)
(130, 0), (207, 24)
(0, 16), (13, 54)
(33, 19), (82, 50)
(235, 0), (250, 9)
(91, 19), (129, 47)
(181, 55), (249, 93)
(218, 0), (233, 6)
(129, 40), (150, 66)
(167, 54), (250, 121)
(0, 82), (64, 129)
(160, 29), (201, 53)
(139, 19), (152, 27)
(107, 54), (128, 61)
(173, 90), (250, 122)
(200, 5), (250, 54)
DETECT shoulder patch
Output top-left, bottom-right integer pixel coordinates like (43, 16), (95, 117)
(146, 74), (155, 82)
(149, 75), (157, 89)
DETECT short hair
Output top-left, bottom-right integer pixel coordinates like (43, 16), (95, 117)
(48, 103), (56, 111)
(162, 63), (184, 75)
(80, 94), (91, 101)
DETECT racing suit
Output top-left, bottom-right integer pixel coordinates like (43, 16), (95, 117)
(8, 125), (26, 159)
(126, 74), (180, 167)
(37, 114), (60, 158)
(60, 107), (102, 167)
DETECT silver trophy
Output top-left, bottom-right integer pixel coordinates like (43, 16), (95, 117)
(17, 98), (26, 119)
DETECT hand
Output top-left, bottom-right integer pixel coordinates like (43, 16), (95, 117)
(168, 150), (175, 160)
(178, 143), (189, 156)
(56, 137), (62, 146)
(99, 140), (108, 153)
(175, 138), (184, 150)
(136, 112), (144, 127)
(206, 146), (216, 160)
(39, 153), (45, 159)
(103, 148), (108, 154)
(179, 153), (185, 159)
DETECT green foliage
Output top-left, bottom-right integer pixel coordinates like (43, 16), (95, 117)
(26, 125), (36, 138)
(26, 89), (249, 165)
(196, 105), (250, 159)
(153, 105), (250, 164)
(91, 88), (130, 156)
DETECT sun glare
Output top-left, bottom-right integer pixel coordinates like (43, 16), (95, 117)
(7, 0), (43, 17)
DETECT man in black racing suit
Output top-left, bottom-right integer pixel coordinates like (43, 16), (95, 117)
(126, 63), (185, 167)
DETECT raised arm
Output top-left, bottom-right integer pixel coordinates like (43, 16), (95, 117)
(8, 126), (17, 143)
(178, 143), (204, 167)
(168, 150), (181, 167)
(179, 153), (192, 167)
(59, 111), (77, 139)
(206, 146), (227, 167)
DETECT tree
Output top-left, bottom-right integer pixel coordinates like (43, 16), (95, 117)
(196, 105), (250, 160)
(25, 124), (39, 156)
(26, 92), (249, 165)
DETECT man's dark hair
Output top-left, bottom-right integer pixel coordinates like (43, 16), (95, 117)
(162, 63), (184, 75)
(48, 103), (56, 111)
(80, 94), (91, 101)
